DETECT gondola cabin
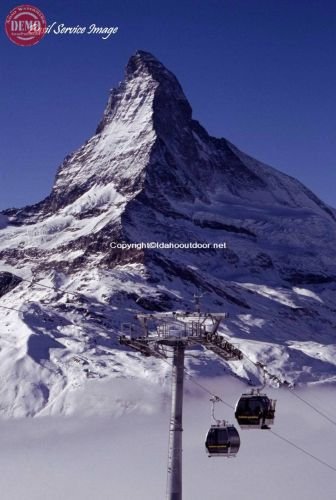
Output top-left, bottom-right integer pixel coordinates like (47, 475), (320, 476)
(205, 424), (240, 457)
(235, 391), (276, 429)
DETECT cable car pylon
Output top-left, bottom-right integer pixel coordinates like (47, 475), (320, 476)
(119, 303), (243, 500)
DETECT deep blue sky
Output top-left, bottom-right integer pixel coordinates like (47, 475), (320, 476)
(0, 0), (335, 210)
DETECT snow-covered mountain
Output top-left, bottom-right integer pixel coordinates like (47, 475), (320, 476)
(0, 50), (335, 417)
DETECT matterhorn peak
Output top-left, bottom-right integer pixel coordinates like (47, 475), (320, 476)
(3, 50), (336, 225)
(125, 50), (174, 80)
(96, 50), (192, 135)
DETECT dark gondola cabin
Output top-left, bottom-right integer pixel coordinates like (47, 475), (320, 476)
(205, 424), (240, 457)
(235, 391), (276, 429)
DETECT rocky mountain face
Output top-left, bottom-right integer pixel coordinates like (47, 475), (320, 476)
(0, 51), (335, 417)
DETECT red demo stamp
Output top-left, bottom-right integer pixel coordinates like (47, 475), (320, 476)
(5, 5), (47, 46)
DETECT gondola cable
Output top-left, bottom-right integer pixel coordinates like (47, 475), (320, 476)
(0, 303), (23, 313)
(288, 389), (336, 427)
(158, 356), (336, 472)
(157, 353), (235, 410)
(1, 275), (87, 301)
(269, 429), (336, 473)
(18, 276), (86, 299)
